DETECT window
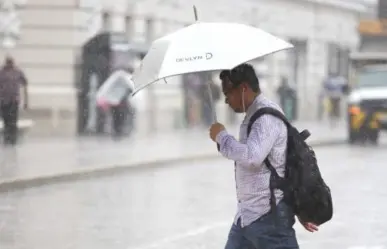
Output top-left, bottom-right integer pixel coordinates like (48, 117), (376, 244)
(111, 49), (131, 70)
(145, 17), (154, 42)
(327, 43), (340, 75)
(102, 11), (112, 31)
(357, 68), (387, 88)
(338, 48), (350, 78)
(125, 15), (133, 38)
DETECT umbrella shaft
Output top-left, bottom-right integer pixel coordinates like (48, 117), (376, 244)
(206, 81), (217, 123)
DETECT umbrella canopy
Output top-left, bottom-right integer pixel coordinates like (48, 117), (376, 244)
(132, 22), (293, 93)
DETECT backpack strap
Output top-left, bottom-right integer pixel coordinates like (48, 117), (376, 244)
(248, 107), (310, 141)
(247, 107), (290, 135)
(247, 107), (290, 215)
(246, 107), (311, 218)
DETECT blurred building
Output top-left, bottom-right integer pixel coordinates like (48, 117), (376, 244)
(0, 0), (377, 130)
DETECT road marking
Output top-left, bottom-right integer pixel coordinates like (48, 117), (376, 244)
(347, 246), (385, 249)
(128, 220), (231, 249)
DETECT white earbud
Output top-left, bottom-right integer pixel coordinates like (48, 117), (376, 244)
(242, 88), (246, 113)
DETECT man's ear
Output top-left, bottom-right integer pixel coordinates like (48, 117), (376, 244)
(241, 82), (249, 91)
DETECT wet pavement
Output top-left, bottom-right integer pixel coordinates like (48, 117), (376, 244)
(0, 121), (346, 184)
(0, 145), (386, 249)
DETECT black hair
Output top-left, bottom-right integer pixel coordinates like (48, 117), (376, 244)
(219, 63), (260, 93)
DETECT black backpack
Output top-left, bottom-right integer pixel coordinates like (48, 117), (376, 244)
(247, 107), (333, 225)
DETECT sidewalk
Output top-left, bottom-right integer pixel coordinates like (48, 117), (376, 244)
(0, 121), (346, 191)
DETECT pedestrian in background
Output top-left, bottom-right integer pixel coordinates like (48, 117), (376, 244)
(0, 56), (28, 145)
(323, 72), (347, 126)
(276, 76), (296, 121)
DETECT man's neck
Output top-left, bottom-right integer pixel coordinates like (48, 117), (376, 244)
(245, 93), (259, 110)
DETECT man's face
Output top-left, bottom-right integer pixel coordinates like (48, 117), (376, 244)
(222, 79), (244, 113)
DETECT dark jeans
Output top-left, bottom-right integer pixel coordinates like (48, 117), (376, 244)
(329, 97), (341, 118)
(225, 201), (299, 249)
(1, 101), (19, 145)
(111, 104), (127, 137)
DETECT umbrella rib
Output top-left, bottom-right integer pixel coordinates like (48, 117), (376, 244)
(193, 5), (198, 21)
(132, 81), (155, 96)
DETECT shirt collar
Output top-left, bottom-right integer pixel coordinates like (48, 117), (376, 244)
(245, 94), (264, 119)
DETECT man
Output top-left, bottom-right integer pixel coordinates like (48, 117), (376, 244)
(209, 64), (317, 249)
(0, 57), (28, 145)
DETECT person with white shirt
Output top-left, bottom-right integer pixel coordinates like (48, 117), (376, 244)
(209, 64), (318, 249)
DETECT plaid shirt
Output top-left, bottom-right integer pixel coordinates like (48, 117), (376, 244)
(216, 94), (287, 227)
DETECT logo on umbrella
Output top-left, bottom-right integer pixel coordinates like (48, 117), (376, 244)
(176, 52), (213, 63)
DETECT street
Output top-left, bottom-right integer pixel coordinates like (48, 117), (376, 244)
(0, 121), (345, 190)
(0, 144), (386, 249)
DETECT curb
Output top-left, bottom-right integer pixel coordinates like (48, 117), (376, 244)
(0, 139), (346, 192)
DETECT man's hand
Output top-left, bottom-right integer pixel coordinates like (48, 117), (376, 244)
(298, 217), (319, 233)
(209, 122), (225, 142)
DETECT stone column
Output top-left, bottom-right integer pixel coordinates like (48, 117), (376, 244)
(305, 38), (327, 120)
(302, 3), (328, 120)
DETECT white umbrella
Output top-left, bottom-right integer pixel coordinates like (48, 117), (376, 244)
(132, 22), (293, 92)
(132, 10), (293, 121)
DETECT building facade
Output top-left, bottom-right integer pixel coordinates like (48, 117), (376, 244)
(0, 0), (374, 121)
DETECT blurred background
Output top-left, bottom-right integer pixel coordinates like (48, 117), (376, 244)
(1, 0), (387, 249)
(0, 0), (376, 137)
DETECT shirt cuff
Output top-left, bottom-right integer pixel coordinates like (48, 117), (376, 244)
(215, 130), (228, 145)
